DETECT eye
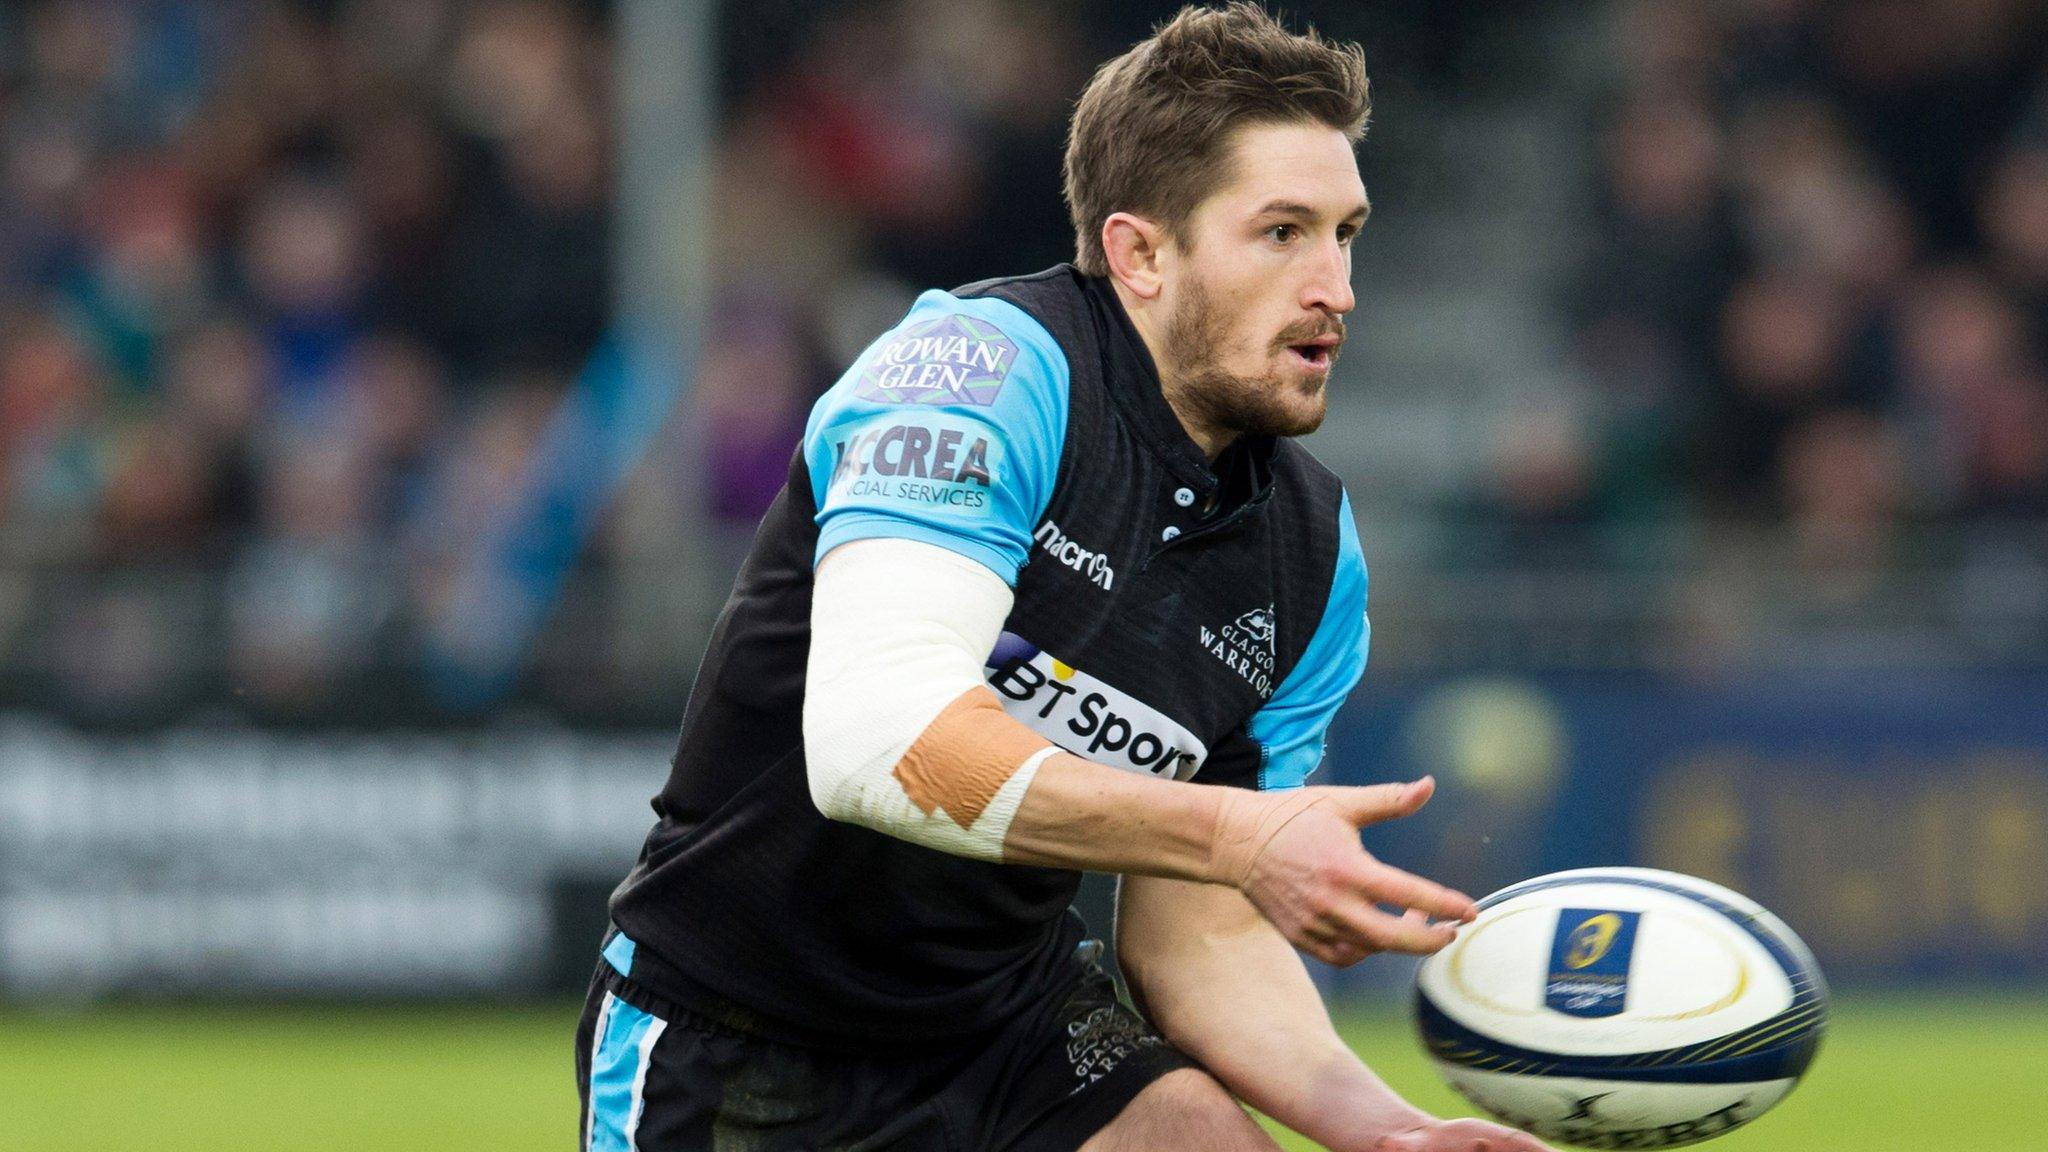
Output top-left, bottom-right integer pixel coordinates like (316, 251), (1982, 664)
(1337, 224), (1358, 246)
(1266, 223), (1298, 244)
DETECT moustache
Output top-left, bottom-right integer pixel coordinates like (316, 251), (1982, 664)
(1274, 316), (1347, 349)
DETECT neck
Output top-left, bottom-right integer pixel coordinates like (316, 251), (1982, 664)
(1110, 278), (1238, 461)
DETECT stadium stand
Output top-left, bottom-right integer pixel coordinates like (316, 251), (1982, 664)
(1, 0), (2043, 726)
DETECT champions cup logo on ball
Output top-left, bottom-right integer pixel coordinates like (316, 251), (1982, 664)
(1544, 909), (1641, 1019)
(1564, 914), (1625, 969)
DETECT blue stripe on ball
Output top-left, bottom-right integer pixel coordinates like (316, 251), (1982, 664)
(1416, 989), (1824, 1085)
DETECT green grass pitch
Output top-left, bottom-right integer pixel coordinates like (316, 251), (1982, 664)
(2, 994), (2040, 1151)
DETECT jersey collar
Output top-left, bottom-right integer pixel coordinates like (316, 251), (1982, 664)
(1082, 270), (1278, 505)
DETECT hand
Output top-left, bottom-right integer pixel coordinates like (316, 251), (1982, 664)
(1372, 1116), (1556, 1152)
(1212, 777), (1476, 966)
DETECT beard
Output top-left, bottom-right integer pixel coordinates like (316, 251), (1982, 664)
(1162, 273), (1341, 440)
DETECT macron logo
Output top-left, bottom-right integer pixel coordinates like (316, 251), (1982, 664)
(1034, 520), (1114, 590)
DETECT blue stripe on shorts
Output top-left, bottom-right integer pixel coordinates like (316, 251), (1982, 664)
(585, 990), (666, 1152)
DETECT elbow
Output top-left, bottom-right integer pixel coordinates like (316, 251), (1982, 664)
(1119, 954), (1162, 1025)
(1115, 940), (1172, 1026)
(805, 760), (854, 825)
(801, 703), (863, 826)
(1122, 962), (1198, 1050)
(806, 773), (868, 829)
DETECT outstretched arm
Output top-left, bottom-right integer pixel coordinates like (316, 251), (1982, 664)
(805, 537), (1474, 958)
(1117, 873), (1553, 1152)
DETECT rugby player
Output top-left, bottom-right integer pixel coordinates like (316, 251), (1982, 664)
(580, 5), (1552, 1150)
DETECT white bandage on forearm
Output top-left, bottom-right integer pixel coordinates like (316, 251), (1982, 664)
(804, 537), (1056, 860)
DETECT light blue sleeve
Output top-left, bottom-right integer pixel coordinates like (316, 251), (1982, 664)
(804, 291), (1070, 586)
(1247, 488), (1370, 790)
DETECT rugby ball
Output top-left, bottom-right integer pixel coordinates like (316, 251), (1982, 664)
(1414, 867), (1825, 1148)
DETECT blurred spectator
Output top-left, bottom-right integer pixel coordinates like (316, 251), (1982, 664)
(1892, 265), (2048, 516)
(1577, 85), (1737, 397)
(694, 293), (830, 534)
(226, 433), (392, 708)
(1702, 272), (1865, 502)
(1810, 0), (2042, 251)
(1980, 146), (2048, 328)
(1779, 408), (1908, 563)
(433, 1), (611, 377)
(239, 174), (371, 421)
(0, 302), (106, 545)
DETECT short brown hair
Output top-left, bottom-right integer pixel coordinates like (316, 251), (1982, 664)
(1062, 3), (1371, 277)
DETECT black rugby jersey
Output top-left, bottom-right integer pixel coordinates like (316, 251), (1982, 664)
(607, 265), (1369, 1047)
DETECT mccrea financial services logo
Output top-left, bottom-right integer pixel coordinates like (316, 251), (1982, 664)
(855, 313), (1017, 406)
(1200, 605), (1276, 699)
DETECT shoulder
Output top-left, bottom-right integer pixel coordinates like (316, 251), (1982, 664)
(951, 265), (1099, 371)
(799, 278), (1083, 585)
(1271, 437), (1344, 502)
(1271, 438), (1357, 562)
(1269, 439), (1368, 641)
(851, 284), (1070, 408)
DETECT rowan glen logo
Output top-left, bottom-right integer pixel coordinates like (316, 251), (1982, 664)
(1034, 520), (1113, 589)
(855, 314), (1017, 405)
(1199, 605), (1277, 699)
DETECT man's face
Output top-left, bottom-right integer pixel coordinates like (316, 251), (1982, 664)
(1159, 120), (1366, 439)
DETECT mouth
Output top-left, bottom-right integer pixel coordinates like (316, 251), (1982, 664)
(1284, 335), (1341, 373)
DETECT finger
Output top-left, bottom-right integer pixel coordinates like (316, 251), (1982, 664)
(1297, 933), (1359, 967)
(1318, 777), (1434, 828)
(1295, 917), (1380, 967)
(1325, 899), (1457, 956)
(1396, 905), (1461, 939)
(1289, 918), (1350, 963)
(1294, 918), (1341, 949)
(1292, 911), (1361, 962)
(1319, 941), (1371, 967)
(1310, 938), (1359, 963)
(1361, 861), (1477, 923)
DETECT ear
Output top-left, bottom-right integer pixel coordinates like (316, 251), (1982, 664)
(1101, 212), (1167, 300)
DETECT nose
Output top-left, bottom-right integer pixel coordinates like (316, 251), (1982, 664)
(1302, 237), (1355, 317)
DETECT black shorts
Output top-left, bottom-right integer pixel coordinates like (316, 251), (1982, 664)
(574, 935), (1193, 1152)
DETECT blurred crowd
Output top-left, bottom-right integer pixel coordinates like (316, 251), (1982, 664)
(1556, 0), (2048, 579)
(3, 0), (2045, 717)
(0, 0), (1443, 715)
(0, 0), (612, 712)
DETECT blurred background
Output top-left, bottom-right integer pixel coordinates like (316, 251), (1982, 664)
(2, 1), (2045, 1149)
